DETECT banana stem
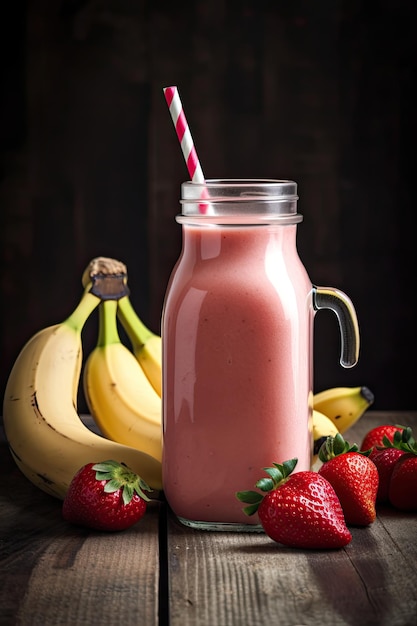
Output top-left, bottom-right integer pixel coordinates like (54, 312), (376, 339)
(64, 286), (101, 333)
(117, 295), (155, 351)
(97, 299), (120, 347)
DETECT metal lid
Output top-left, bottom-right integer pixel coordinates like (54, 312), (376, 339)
(178, 179), (302, 224)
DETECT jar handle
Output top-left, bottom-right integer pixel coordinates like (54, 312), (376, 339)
(313, 286), (360, 368)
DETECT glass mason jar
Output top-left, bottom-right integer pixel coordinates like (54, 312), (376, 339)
(161, 179), (359, 531)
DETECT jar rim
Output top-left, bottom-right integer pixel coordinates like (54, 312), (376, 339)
(181, 179), (298, 199)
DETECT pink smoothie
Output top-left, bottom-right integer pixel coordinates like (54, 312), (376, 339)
(162, 222), (314, 527)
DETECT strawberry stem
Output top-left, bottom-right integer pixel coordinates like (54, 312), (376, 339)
(92, 460), (152, 504)
(318, 433), (360, 463)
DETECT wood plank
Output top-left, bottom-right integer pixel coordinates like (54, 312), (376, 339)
(0, 427), (160, 626)
(166, 411), (417, 626)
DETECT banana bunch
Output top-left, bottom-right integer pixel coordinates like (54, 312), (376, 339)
(2, 285), (163, 500)
(80, 257), (163, 463)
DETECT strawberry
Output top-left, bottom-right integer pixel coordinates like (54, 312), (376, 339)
(236, 458), (352, 549)
(62, 460), (151, 531)
(384, 427), (417, 511)
(389, 453), (417, 511)
(372, 447), (405, 503)
(360, 424), (404, 460)
(318, 434), (379, 526)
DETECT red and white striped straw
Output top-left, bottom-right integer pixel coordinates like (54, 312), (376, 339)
(163, 86), (205, 183)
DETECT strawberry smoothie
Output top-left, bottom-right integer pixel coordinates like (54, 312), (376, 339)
(162, 219), (314, 529)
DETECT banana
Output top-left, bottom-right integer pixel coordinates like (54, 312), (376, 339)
(311, 409), (340, 470)
(2, 287), (163, 499)
(117, 295), (162, 398)
(81, 255), (162, 397)
(313, 386), (374, 434)
(83, 299), (162, 463)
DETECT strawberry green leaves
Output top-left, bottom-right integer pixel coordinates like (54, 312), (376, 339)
(92, 460), (151, 505)
(236, 458), (297, 516)
(382, 426), (417, 455)
(318, 432), (360, 462)
(235, 490), (263, 516)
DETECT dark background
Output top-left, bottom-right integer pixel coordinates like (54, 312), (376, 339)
(1, 1), (415, 411)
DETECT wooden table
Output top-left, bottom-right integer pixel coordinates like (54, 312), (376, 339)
(1, 411), (416, 626)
